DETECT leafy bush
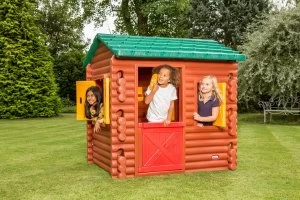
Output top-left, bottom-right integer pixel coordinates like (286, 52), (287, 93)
(60, 97), (76, 113)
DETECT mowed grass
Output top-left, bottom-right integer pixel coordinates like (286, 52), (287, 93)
(0, 113), (299, 200)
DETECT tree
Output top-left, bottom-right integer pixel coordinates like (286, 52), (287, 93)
(115, 0), (189, 37)
(238, 6), (300, 109)
(80, 0), (189, 37)
(36, 0), (87, 56)
(35, 0), (87, 102)
(186, 0), (272, 49)
(0, 0), (61, 118)
(54, 50), (86, 103)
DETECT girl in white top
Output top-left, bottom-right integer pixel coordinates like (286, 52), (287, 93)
(145, 64), (180, 125)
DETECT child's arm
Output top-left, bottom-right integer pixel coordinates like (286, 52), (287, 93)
(94, 117), (105, 134)
(145, 84), (159, 104)
(193, 106), (220, 122)
(93, 105), (105, 134)
(164, 100), (175, 125)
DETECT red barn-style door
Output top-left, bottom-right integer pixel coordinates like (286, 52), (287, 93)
(138, 122), (184, 173)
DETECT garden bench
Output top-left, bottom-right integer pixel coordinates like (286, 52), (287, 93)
(258, 98), (300, 123)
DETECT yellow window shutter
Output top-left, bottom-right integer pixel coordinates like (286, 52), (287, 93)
(213, 82), (226, 127)
(137, 87), (144, 102)
(103, 77), (110, 124)
(76, 81), (96, 120)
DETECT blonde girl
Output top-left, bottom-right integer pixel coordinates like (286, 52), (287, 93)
(193, 75), (222, 127)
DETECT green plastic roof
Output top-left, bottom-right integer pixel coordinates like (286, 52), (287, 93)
(83, 34), (246, 68)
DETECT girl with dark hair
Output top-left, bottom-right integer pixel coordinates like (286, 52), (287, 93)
(85, 86), (105, 133)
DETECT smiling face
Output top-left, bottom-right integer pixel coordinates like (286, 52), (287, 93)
(200, 77), (214, 94)
(157, 67), (171, 87)
(86, 90), (97, 106)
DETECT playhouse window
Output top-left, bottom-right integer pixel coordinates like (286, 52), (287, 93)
(195, 82), (226, 128)
(137, 67), (180, 123)
(76, 78), (110, 124)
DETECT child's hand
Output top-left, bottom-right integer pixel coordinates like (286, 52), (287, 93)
(94, 120), (101, 134)
(197, 123), (204, 127)
(163, 119), (171, 126)
(152, 84), (159, 92)
(193, 112), (200, 121)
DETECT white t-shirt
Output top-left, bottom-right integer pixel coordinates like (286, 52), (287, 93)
(145, 84), (177, 122)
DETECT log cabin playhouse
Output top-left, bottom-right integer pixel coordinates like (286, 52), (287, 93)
(76, 34), (246, 178)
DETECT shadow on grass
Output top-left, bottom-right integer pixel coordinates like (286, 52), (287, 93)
(238, 112), (300, 125)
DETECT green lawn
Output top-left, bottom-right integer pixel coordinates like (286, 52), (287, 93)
(0, 113), (299, 200)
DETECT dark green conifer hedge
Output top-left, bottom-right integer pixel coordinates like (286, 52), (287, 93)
(0, 0), (61, 119)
